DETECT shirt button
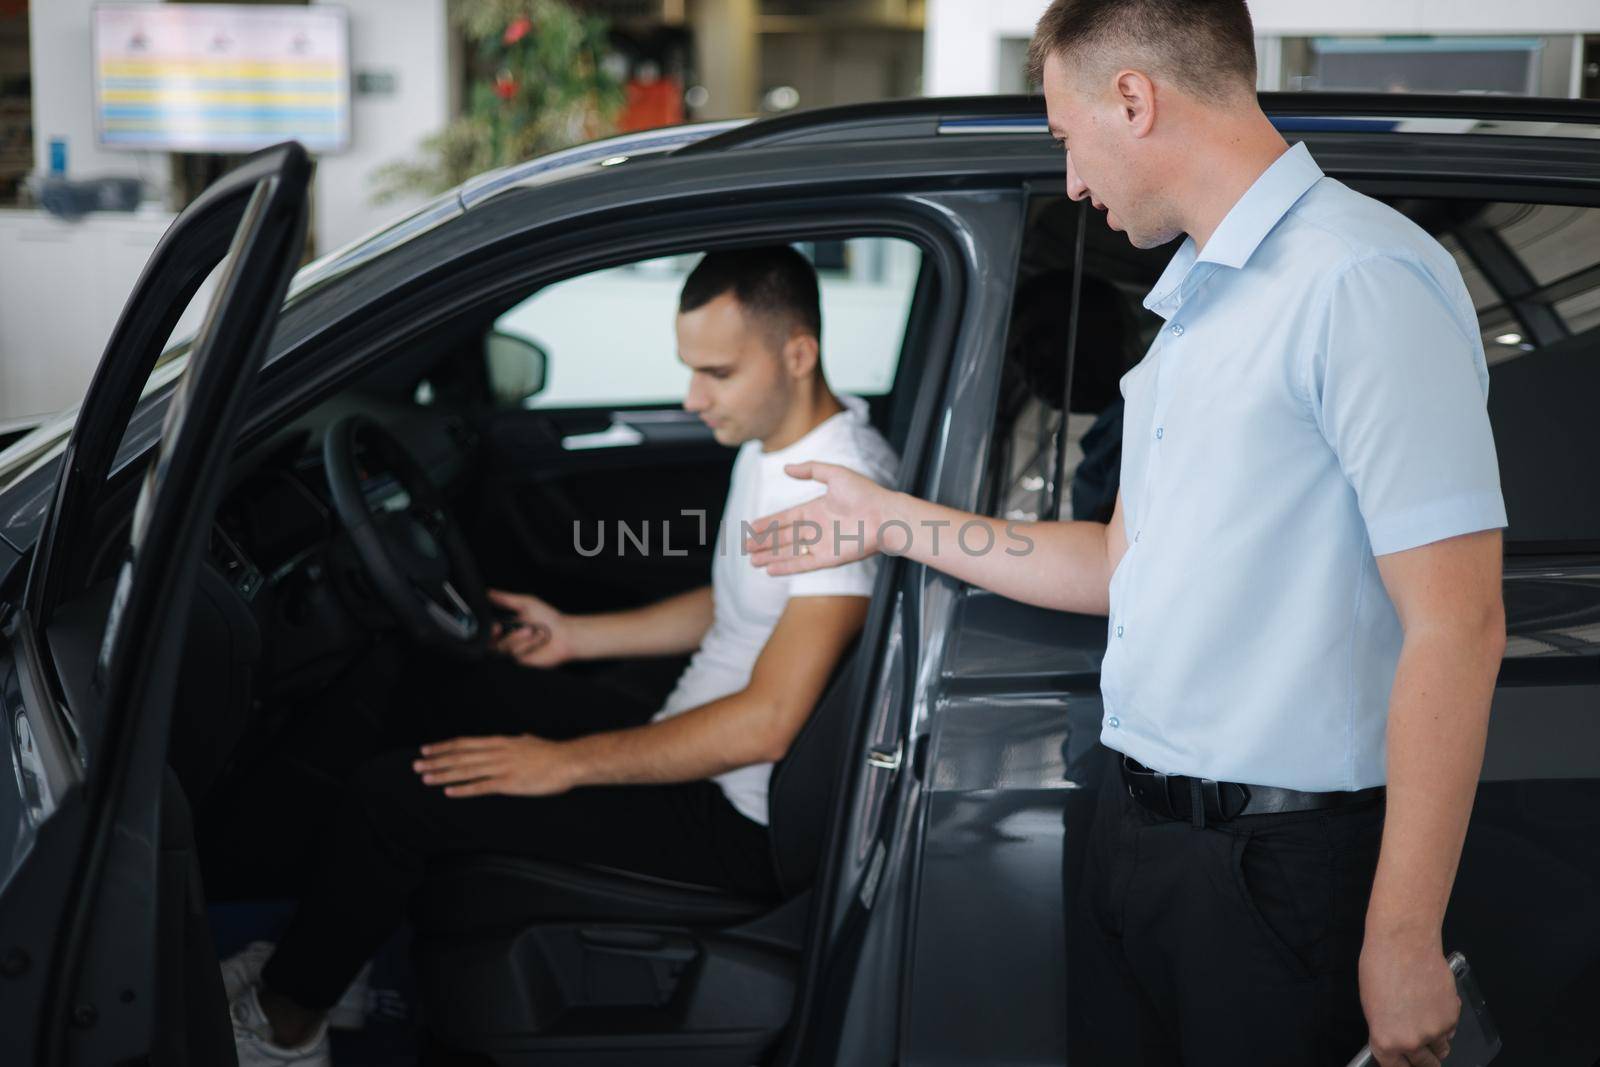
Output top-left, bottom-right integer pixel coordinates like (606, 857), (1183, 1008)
(1170, 323), (1184, 336)
(1108, 716), (1121, 728)
(1154, 427), (1164, 440)
(1115, 625), (1124, 638)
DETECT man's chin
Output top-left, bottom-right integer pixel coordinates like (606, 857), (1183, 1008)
(1126, 227), (1183, 251)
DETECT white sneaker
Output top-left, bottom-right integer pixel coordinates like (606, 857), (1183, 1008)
(230, 985), (331, 1067)
(220, 941), (275, 1003)
(220, 941), (372, 1031)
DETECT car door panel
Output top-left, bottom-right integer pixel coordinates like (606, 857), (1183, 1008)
(0, 142), (310, 1065)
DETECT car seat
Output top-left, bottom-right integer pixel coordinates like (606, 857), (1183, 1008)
(409, 646), (861, 1066)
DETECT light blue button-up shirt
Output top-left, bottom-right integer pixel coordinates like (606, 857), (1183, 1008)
(1099, 141), (1506, 792)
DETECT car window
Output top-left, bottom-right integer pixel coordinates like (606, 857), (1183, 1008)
(489, 237), (921, 410)
(987, 196), (1600, 550)
(984, 198), (1161, 523)
(1445, 202), (1600, 548)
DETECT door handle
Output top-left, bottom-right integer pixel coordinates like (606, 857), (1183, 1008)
(561, 421), (644, 451)
(867, 744), (902, 771)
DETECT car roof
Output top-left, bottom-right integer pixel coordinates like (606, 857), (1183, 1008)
(285, 91), (1600, 303)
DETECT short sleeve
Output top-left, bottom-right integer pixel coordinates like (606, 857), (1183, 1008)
(1310, 255), (1506, 556)
(762, 436), (895, 599)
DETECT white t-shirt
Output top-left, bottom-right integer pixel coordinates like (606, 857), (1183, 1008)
(652, 393), (898, 825)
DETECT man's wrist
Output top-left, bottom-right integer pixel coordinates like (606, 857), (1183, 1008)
(564, 614), (597, 660)
(555, 735), (596, 790)
(1364, 900), (1443, 950)
(877, 489), (914, 540)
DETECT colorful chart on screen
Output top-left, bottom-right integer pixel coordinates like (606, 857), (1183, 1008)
(93, 4), (350, 154)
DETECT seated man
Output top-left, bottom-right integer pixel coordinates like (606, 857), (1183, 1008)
(227, 245), (898, 1065)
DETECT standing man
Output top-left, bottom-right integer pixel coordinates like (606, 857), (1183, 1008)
(745, 2), (1506, 1064)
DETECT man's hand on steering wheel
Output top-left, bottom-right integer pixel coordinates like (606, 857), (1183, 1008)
(489, 588), (580, 668)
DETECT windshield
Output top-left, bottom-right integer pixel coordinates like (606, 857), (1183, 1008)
(0, 342), (194, 498)
(0, 196), (456, 500)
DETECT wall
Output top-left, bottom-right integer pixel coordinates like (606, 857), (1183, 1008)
(923, 0), (1051, 96)
(924, 0), (1600, 96)
(761, 28), (924, 108)
(0, 208), (213, 424)
(29, 0), (165, 187)
(310, 0), (451, 256)
(688, 0), (759, 119)
(1246, 0), (1600, 35)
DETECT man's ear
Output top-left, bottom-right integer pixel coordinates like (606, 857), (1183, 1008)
(1112, 69), (1157, 138)
(782, 331), (821, 379)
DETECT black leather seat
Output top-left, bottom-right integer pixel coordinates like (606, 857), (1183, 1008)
(414, 857), (771, 932)
(411, 647), (861, 1066)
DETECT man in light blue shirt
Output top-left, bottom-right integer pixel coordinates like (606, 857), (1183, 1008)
(743, 2), (1506, 1064)
(1100, 137), (1505, 794)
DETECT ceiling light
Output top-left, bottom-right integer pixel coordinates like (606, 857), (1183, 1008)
(1494, 332), (1522, 345)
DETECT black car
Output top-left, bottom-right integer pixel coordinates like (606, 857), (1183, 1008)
(1, 93), (1598, 1066)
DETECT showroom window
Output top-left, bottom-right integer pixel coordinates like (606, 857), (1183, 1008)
(489, 237), (920, 410)
(986, 195), (1600, 550)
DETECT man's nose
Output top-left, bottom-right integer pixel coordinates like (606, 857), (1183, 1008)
(1065, 152), (1090, 202)
(683, 380), (707, 412)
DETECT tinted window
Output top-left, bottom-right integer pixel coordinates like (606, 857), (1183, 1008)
(985, 198), (1161, 523)
(988, 196), (1600, 550)
(1439, 203), (1600, 548)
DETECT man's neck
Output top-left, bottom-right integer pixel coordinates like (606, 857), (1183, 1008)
(1178, 114), (1292, 254)
(760, 387), (844, 453)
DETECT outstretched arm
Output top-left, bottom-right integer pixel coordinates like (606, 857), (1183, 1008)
(744, 460), (1126, 616)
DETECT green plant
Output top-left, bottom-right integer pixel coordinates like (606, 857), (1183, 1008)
(372, 0), (623, 202)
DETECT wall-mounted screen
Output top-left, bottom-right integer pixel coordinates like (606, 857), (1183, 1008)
(92, 3), (350, 153)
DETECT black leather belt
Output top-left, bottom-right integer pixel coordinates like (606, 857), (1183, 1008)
(1120, 756), (1384, 826)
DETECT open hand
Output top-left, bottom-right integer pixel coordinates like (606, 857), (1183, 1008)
(743, 461), (895, 576)
(413, 734), (575, 798)
(488, 588), (577, 668)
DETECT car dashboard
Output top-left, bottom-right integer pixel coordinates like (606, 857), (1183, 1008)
(202, 398), (477, 696)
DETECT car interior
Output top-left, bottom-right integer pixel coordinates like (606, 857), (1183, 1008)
(61, 233), (941, 1064)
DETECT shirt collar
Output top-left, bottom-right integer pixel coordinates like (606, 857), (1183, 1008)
(1142, 141), (1324, 316)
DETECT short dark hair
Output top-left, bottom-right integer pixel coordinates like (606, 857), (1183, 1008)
(1025, 0), (1257, 103)
(678, 245), (822, 351)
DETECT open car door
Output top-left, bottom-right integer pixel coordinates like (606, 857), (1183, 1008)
(0, 143), (310, 1065)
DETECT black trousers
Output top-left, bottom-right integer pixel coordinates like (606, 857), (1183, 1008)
(259, 656), (777, 1012)
(1067, 747), (1385, 1066)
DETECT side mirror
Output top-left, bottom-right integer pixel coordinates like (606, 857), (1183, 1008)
(485, 330), (548, 408)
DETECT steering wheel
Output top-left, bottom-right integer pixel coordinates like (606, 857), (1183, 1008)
(323, 415), (490, 654)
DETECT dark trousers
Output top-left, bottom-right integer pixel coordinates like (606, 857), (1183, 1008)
(259, 656), (777, 1012)
(1067, 747), (1384, 1066)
